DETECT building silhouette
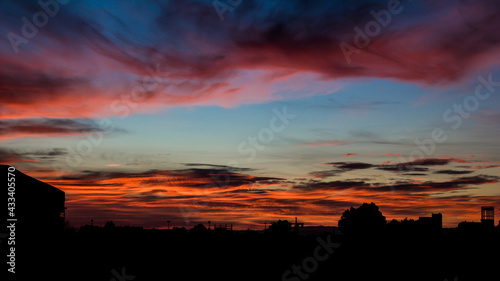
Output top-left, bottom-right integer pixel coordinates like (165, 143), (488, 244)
(1, 165), (65, 232)
(416, 213), (442, 236)
(417, 213), (442, 229)
(1, 165), (66, 278)
(481, 206), (494, 227)
(213, 223), (233, 232)
(458, 206), (496, 232)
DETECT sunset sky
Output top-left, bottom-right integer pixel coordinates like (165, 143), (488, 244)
(1, 0), (500, 229)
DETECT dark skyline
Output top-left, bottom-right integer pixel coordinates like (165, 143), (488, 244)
(2, 164), (499, 281)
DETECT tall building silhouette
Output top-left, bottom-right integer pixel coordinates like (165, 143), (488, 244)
(481, 206), (494, 227)
(457, 206), (496, 232)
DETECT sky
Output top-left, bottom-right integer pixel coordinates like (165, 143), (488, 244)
(1, 0), (500, 230)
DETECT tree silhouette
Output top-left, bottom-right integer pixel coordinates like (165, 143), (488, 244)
(104, 220), (115, 229)
(266, 219), (292, 235)
(171, 226), (187, 235)
(338, 202), (386, 237)
(189, 223), (208, 234)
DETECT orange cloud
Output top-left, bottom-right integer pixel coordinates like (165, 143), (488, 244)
(341, 153), (358, 157)
(17, 159), (495, 230)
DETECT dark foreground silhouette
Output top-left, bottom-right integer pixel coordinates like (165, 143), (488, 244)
(6, 209), (500, 281)
(1, 165), (499, 281)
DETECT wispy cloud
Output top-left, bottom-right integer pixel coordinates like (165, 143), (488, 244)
(299, 140), (347, 147)
(0, 118), (115, 140)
